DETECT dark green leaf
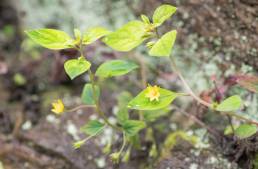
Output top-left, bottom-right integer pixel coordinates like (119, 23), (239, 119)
(122, 120), (146, 136)
(80, 120), (105, 135)
(81, 83), (100, 105)
(96, 60), (138, 78)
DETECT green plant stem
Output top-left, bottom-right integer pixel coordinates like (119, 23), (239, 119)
(78, 44), (122, 132)
(169, 56), (212, 107)
(88, 69), (123, 132)
(118, 131), (127, 154)
(223, 111), (258, 126)
(66, 105), (96, 112)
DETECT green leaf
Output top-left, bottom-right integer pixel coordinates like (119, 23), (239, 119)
(96, 60), (138, 78)
(103, 21), (147, 51)
(82, 27), (110, 45)
(80, 120), (105, 135)
(81, 83), (100, 105)
(141, 14), (150, 24)
(64, 57), (91, 80)
(116, 92), (132, 124)
(25, 29), (73, 49)
(216, 95), (242, 112)
(128, 87), (180, 110)
(235, 124), (257, 139)
(122, 120), (146, 136)
(224, 125), (238, 135)
(152, 4), (177, 26)
(143, 107), (170, 122)
(149, 30), (177, 57)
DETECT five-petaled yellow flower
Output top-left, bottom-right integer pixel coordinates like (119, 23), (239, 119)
(145, 85), (160, 102)
(51, 99), (65, 115)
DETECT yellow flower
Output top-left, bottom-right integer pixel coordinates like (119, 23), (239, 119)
(145, 85), (160, 102)
(51, 99), (65, 115)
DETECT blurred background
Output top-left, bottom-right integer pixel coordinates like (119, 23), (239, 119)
(0, 0), (258, 169)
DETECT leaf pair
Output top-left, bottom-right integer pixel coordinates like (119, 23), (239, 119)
(25, 27), (110, 50)
(103, 4), (177, 55)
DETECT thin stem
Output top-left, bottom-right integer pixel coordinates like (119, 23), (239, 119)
(169, 56), (212, 107)
(118, 132), (127, 154)
(77, 44), (122, 132)
(66, 105), (96, 113)
(88, 69), (122, 131)
(223, 112), (258, 126)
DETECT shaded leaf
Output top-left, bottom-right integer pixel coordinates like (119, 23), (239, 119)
(81, 83), (100, 105)
(103, 21), (146, 51)
(149, 30), (177, 57)
(235, 124), (257, 139)
(216, 95), (242, 112)
(64, 57), (91, 80)
(96, 60), (138, 78)
(122, 120), (146, 136)
(80, 120), (105, 135)
(25, 29), (73, 49)
(152, 5), (177, 26)
(116, 92), (132, 124)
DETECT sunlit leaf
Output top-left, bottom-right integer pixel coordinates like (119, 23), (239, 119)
(96, 60), (138, 78)
(128, 87), (181, 110)
(152, 5), (177, 26)
(235, 124), (257, 139)
(149, 30), (177, 57)
(25, 29), (73, 49)
(103, 21), (146, 51)
(141, 14), (150, 24)
(64, 57), (91, 80)
(80, 120), (105, 135)
(216, 95), (242, 112)
(122, 120), (146, 136)
(82, 27), (110, 45)
(81, 83), (100, 105)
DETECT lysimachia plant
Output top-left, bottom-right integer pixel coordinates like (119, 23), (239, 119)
(25, 4), (258, 163)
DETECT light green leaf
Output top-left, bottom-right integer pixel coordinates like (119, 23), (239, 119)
(122, 120), (146, 136)
(25, 29), (73, 49)
(152, 5), (177, 26)
(64, 57), (91, 80)
(235, 124), (257, 139)
(103, 21), (147, 51)
(116, 92), (132, 124)
(224, 125), (238, 135)
(128, 87), (180, 110)
(81, 83), (100, 105)
(96, 60), (138, 78)
(80, 120), (105, 135)
(216, 95), (242, 112)
(141, 14), (150, 24)
(149, 30), (177, 57)
(82, 27), (110, 45)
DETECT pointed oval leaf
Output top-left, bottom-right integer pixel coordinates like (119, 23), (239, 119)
(64, 58), (91, 80)
(128, 87), (180, 110)
(235, 124), (257, 139)
(25, 29), (73, 49)
(80, 120), (105, 135)
(216, 95), (242, 112)
(82, 27), (111, 45)
(103, 21), (146, 51)
(152, 5), (177, 26)
(81, 83), (100, 105)
(149, 30), (177, 57)
(122, 120), (146, 136)
(96, 60), (138, 78)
